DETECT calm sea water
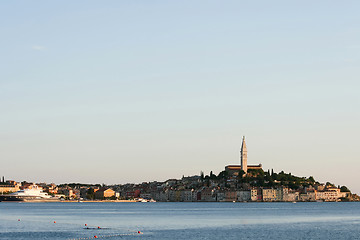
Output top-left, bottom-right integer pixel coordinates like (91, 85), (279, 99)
(0, 202), (360, 240)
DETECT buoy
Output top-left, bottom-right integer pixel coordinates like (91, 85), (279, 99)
(97, 226), (101, 229)
(85, 224), (87, 226)
(18, 219), (20, 221)
(138, 231), (143, 234)
(94, 236), (98, 239)
(54, 221), (56, 223)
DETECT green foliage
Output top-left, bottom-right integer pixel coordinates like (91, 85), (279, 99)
(86, 188), (95, 200)
(209, 171), (217, 180)
(212, 168), (331, 191)
(237, 170), (245, 178)
(177, 169), (352, 195)
(340, 186), (351, 193)
(308, 176), (315, 183)
(108, 196), (117, 200)
(217, 171), (228, 180)
(58, 183), (101, 188)
(247, 169), (264, 177)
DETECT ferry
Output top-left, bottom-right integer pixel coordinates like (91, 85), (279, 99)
(0, 188), (57, 201)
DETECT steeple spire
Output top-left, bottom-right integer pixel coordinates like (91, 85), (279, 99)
(241, 136), (248, 173)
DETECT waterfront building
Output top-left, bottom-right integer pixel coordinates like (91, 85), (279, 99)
(168, 189), (176, 201)
(275, 188), (283, 201)
(315, 187), (347, 201)
(0, 184), (19, 193)
(225, 191), (237, 202)
(251, 189), (258, 201)
(61, 188), (74, 198)
(183, 190), (194, 202)
(285, 191), (300, 202)
(0, 179), (20, 194)
(216, 190), (226, 202)
(250, 188), (263, 201)
(237, 190), (251, 202)
(153, 191), (168, 202)
(299, 190), (316, 201)
(140, 193), (152, 199)
(273, 187), (289, 201)
(190, 190), (198, 202)
(306, 191), (316, 201)
(263, 188), (277, 202)
(174, 190), (182, 202)
(94, 188), (115, 199)
(126, 189), (141, 199)
(201, 188), (216, 202)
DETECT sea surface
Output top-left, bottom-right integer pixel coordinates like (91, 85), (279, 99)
(0, 202), (360, 240)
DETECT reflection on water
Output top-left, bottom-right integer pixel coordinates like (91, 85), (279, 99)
(0, 202), (360, 239)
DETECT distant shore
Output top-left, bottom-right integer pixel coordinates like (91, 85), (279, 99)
(0, 199), (138, 203)
(2, 199), (358, 203)
(65, 199), (138, 203)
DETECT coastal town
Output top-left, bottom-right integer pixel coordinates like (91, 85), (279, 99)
(1, 137), (358, 202)
(0, 173), (357, 202)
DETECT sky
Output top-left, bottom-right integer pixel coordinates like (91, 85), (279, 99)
(1, 1), (359, 193)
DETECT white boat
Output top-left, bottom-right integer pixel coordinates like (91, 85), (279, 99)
(11, 188), (52, 198)
(0, 188), (57, 201)
(138, 198), (156, 202)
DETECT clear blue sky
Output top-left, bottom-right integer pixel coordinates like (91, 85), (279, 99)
(1, 1), (359, 193)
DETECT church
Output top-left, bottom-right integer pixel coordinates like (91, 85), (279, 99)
(225, 136), (262, 175)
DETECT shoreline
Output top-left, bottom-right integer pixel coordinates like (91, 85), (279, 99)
(1, 199), (358, 203)
(28, 199), (138, 203)
(0, 199), (138, 203)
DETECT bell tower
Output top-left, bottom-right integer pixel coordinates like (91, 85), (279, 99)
(240, 136), (247, 173)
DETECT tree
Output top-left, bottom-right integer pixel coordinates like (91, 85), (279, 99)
(308, 176), (315, 183)
(340, 186), (351, 193)
(86, 188), (95, 200)
(217, 170), (228, 180)
(210, 171), (216, 179)
(326, 182), (335, 187)
(200, 171), (204, 180)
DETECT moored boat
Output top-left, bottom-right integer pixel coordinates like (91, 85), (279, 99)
(0, 188), (58, 201)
